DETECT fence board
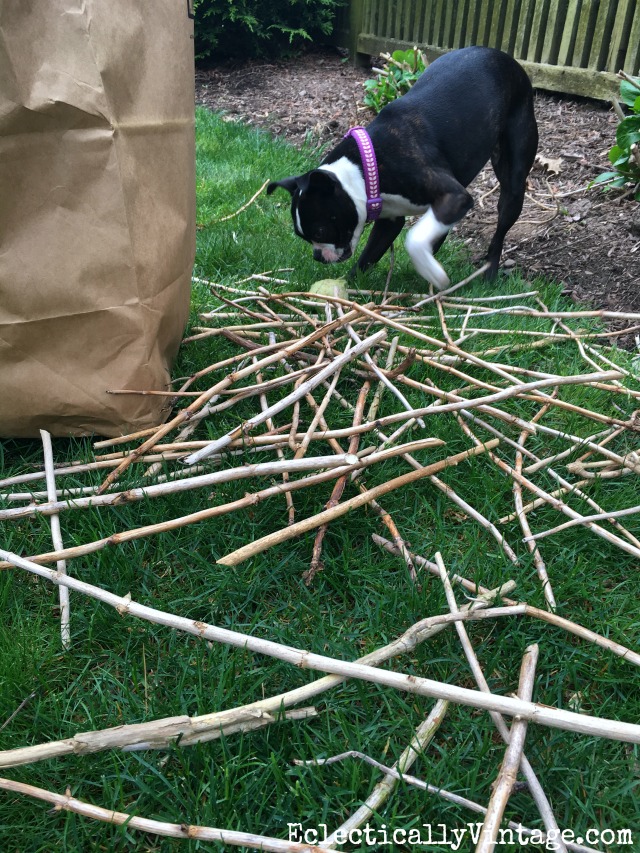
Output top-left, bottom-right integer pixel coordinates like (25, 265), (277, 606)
(452, 0), (470, 48)
(541, 0), (567, 64)
(607, 0), (633, 73)
(475, 0), (492, 44)
(557, 0), (582, 66)
(588, 0), (616, 69)
(623, 2), (640, 73)
(442, 0), (455, 46)
(514, 0), (536, 58)
(572, 0), (596, 67)
(337, 0), (638, 98)
(500, 0), (521, 54)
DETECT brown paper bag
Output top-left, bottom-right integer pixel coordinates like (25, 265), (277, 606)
(0, 0), (195, 437)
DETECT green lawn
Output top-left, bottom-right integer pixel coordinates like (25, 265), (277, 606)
(0, 108), (639, 851)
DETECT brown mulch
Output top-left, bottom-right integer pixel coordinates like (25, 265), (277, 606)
(196, 47), (640, 347)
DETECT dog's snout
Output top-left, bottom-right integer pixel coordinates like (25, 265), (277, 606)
(313, 244), (352, 264)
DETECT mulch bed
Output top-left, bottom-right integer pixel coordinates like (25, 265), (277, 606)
(195, 46), (640, 347)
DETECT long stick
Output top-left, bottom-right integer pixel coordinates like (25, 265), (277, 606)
(436, 555), (565, 850)
(513, 403), (557, 610)
(0, 587), (515, 768)
(0, 777), (325, 853)
(524, 504), (640, 543)
(183, 330), (386, 465)
(374, 536), (640, 667)
(0, 440), (443, 571)
(95, 307), (366, 493)
(217, 441), (499, 566)
(40, 431), (70, 650)
(318, 701), (450, 848)
(2, 548), (639, 743)
(475, 646), (540, 853)
(295, 751), (597, 853)
(0, 454), (360, 522)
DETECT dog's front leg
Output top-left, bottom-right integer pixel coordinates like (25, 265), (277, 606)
(405, 190), (473, 290)
(349, 216), (405, 278)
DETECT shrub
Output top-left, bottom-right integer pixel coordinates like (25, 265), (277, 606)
(194, 0), (343, 61)
(363, 48), (428, 113)
(591, 72), (640, 200)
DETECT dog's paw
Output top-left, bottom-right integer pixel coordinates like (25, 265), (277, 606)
(405, 237), (450, 289)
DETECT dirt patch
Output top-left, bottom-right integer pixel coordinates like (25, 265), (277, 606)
(196, 47), (640, 346)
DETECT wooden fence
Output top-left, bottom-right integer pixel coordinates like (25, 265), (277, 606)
(332, 0), (640, 99)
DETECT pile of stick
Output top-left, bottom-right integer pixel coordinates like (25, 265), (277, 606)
(2, 268), (640, 851)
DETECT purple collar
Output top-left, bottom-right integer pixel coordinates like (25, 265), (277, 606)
(344, 126), (383, 221)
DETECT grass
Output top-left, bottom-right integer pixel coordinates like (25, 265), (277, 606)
(0, 107), (639, 851)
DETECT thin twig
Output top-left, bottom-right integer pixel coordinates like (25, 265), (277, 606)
(475, 645), (540, 853)
(4, 547), (639, 743)
(40, 431), (70, 650)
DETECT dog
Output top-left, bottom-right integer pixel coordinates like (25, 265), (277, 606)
(267, 46), (538, 290)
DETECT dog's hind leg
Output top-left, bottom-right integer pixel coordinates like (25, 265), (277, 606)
(350, 216), (405, 277)
(485, 103), (538, 280)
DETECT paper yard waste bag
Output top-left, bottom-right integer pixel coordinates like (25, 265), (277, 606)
(0, 0), (196, 437)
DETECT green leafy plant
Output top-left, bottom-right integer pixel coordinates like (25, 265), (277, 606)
(591, 72), (640, 199)
(363, 47), (427, 113)
(193, 0), (342, 61)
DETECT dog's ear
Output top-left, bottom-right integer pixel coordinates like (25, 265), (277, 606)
(307, 169), (340, 195)
(266, 176), (302, 196)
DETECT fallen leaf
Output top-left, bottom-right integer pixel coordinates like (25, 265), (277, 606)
(536, 154), (564, 175)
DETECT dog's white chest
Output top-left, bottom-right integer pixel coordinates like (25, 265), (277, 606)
(379, 193), (429, 218)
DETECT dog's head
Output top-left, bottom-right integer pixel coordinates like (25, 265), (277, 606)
(267, 168), (363, 265)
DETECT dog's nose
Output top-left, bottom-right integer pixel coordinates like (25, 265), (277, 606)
(313, 248), (329, 263)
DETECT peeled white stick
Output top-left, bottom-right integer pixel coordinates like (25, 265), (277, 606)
(40, 431), (70, 650)
(338, 309), (426, 428)
(2, 548), (640, 744)
(0, 593), (515, 768)
(524, 504), (640, 543)
(318, 701), (449, 848)
(0, 777), (326, 852)
(0, 454), (361, 522)
(475, 645), (540, 853)
(183, 329), (387, 465)
(217, 441), (500, 566)
(297, 750), (597, 853)
(436, 555), (566, 852)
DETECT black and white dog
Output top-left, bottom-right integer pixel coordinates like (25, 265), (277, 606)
(267, 46), (538, 289)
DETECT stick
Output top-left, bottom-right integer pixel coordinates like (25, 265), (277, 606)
(513, 405), (557, 610)
(0, 777), (325, 852)
(436, 556), (565, 850)
(524, 504), (640, 543)
(183, 329), (386, 465)
(410, 262), (492, 308)
(40, 431), (70, 650)
(374, 536), (640, 667)
(95, 307), (367, 493)
(0, 441), (444, 571)
(295, 751), (596, 853)
(475, 645), (539, 853)
(0, 455), (361, 522)
(3, 548), (639, 743)
(0, 584), (517, 767)
(256, 354), (295, 525)
(317, 701), (450, 848)
(306, 382), (371, 584)
(217, 441), (499, 566)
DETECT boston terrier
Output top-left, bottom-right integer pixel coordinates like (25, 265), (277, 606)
(267, 46), (538, 290)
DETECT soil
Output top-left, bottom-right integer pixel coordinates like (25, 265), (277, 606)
(195, 47), (640, 347)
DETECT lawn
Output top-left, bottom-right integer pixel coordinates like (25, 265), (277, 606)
(0, 108), (639, 851)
